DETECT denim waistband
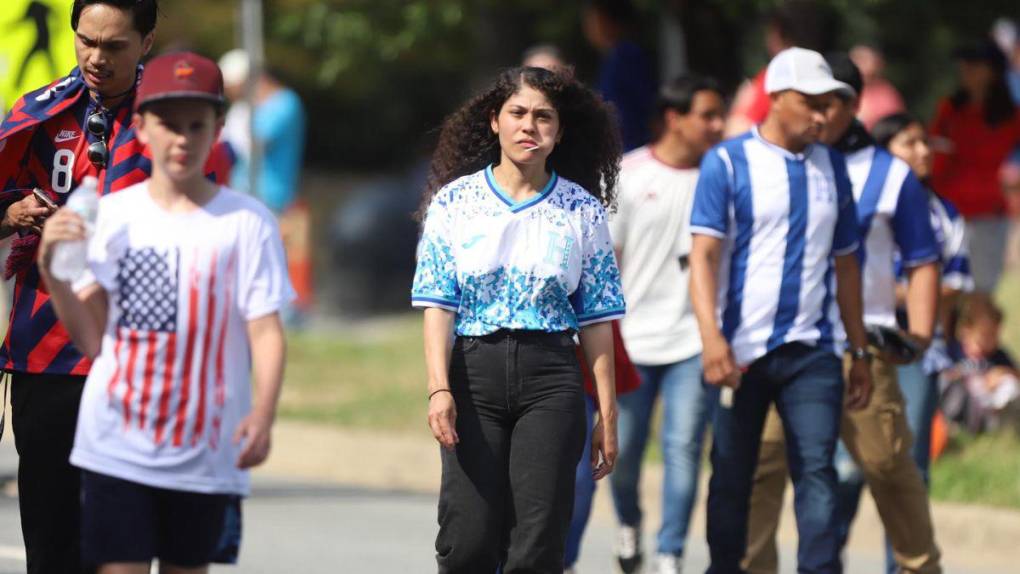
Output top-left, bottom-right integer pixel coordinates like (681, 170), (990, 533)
(466, 329), (575, 346)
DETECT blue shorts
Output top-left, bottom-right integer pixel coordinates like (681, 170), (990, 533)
(80, 470), (241, 567)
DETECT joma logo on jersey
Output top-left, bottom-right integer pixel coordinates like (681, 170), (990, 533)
(462, 235), (484, 249)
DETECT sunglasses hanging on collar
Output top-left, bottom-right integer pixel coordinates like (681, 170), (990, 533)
(86, 110), (109, 169)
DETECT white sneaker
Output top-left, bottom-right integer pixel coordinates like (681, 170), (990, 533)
(653, 553), (683, 574)
(614, 525), (643, 573)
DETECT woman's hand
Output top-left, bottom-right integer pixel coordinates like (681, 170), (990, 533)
(428, 389), (459, 450)
(590, 407), (618, 480)
(38, 208), (85, 273)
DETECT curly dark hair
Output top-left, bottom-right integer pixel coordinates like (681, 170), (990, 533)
(422, 66), (621, 216)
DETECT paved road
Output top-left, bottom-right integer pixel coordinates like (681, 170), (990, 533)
(0, 439), (996, 574)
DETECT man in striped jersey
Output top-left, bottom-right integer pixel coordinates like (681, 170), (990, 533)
(689, 47), (873, 573)
(0, 2), (228, 572)
(742, 56), (943, 574)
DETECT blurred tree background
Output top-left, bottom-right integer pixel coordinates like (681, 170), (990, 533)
(156, 0), (1018, 172)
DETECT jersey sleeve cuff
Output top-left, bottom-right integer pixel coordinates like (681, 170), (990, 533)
(576, 307), (626, 327)
(832, 240), (859, 257)
(942, 274), (974, 292)
(411, 295), (460, 312)
(899, 251), (940, 269)
(690, 225), (727, 239)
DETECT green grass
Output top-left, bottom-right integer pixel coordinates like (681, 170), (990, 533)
(931, 430), (1020, 508)
(279, 315), (426, 431)
(278, 273), (1020, 508)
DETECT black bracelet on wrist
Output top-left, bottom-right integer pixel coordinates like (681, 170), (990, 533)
(428, 388), (452, 400)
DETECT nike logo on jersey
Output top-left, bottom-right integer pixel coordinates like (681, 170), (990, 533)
(462, 235), (484, 249)
(54, 130), (80, 143)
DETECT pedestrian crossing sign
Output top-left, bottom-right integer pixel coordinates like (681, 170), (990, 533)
(0, 0), (77, 113)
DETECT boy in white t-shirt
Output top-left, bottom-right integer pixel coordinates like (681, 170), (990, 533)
(38, 52), (293, 573)
(606, 74), (725, 574)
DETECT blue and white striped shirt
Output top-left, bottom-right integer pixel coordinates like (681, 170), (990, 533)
(894, 191), (974, 374)
(840, 146), (939, 330)
(894, 192), (973, 292)
(690, 128), (860, 366)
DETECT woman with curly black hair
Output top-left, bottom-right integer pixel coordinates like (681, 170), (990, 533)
(411, 66), (625, 573)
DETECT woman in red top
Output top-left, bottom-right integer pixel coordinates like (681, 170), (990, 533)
(930, 39), (1020, 292)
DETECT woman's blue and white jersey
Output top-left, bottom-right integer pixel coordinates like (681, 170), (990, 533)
(690, 128), (860, 367)
(411, 166), (626, 336)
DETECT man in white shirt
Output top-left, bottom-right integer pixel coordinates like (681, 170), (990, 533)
(689, 47), (873, 573)
(607, 74), (724, 574)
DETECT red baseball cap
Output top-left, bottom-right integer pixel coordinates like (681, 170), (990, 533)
(135, 52), (225, 111)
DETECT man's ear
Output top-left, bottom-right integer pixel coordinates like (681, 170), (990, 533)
(133, 112), (148, 145)
(141, 32), (155, 57)
(663, 108), (681, 130)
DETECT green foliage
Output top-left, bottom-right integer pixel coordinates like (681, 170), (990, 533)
(272, 0), (468, 89)
(152, 0), (1020, 172)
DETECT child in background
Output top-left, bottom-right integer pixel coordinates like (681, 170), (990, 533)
(942, 294), (1020, 432)
(38, 52), (293, 573)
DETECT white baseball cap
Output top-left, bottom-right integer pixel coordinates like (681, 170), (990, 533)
(218, 49), (250, 87)
(764, 47), (856, 98)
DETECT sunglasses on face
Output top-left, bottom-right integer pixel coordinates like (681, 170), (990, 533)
(86, 111), (109, 168)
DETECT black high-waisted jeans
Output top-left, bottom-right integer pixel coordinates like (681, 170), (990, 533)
(435, 329), (587, 574)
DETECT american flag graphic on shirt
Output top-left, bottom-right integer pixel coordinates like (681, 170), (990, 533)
(107, 246), (235, 448)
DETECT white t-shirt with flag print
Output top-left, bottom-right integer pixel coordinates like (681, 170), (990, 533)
(70, 183), (294, 495)
(411, 166), (625, 335)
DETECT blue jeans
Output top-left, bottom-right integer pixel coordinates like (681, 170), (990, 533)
(707, 343), (844, 574)
(608, 354), (712, 557)
(563, 396), (596, 568)
(833, 360), (939, 574)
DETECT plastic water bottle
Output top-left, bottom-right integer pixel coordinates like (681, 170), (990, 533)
(49, 176), (99, 282)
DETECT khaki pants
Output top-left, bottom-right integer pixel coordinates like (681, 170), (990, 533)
(742, 356), (942, 574)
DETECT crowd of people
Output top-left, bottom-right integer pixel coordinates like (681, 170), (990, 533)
(413, 1), (1020, 574)
(0, 0), (1019, 573)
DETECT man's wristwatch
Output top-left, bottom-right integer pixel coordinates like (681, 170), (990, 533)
(848, 346), (872, 362)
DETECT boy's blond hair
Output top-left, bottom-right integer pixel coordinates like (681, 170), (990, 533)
(957, 293), (1004, 330)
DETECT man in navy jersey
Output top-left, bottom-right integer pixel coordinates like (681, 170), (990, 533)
(0, 2), (226, 572)
(689, 47), (873, 573)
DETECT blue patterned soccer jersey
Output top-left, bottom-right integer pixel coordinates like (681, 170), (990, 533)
(842, 146), (938, 329)
(411, 167), (625, 336)
(690, 128), (860, 366)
